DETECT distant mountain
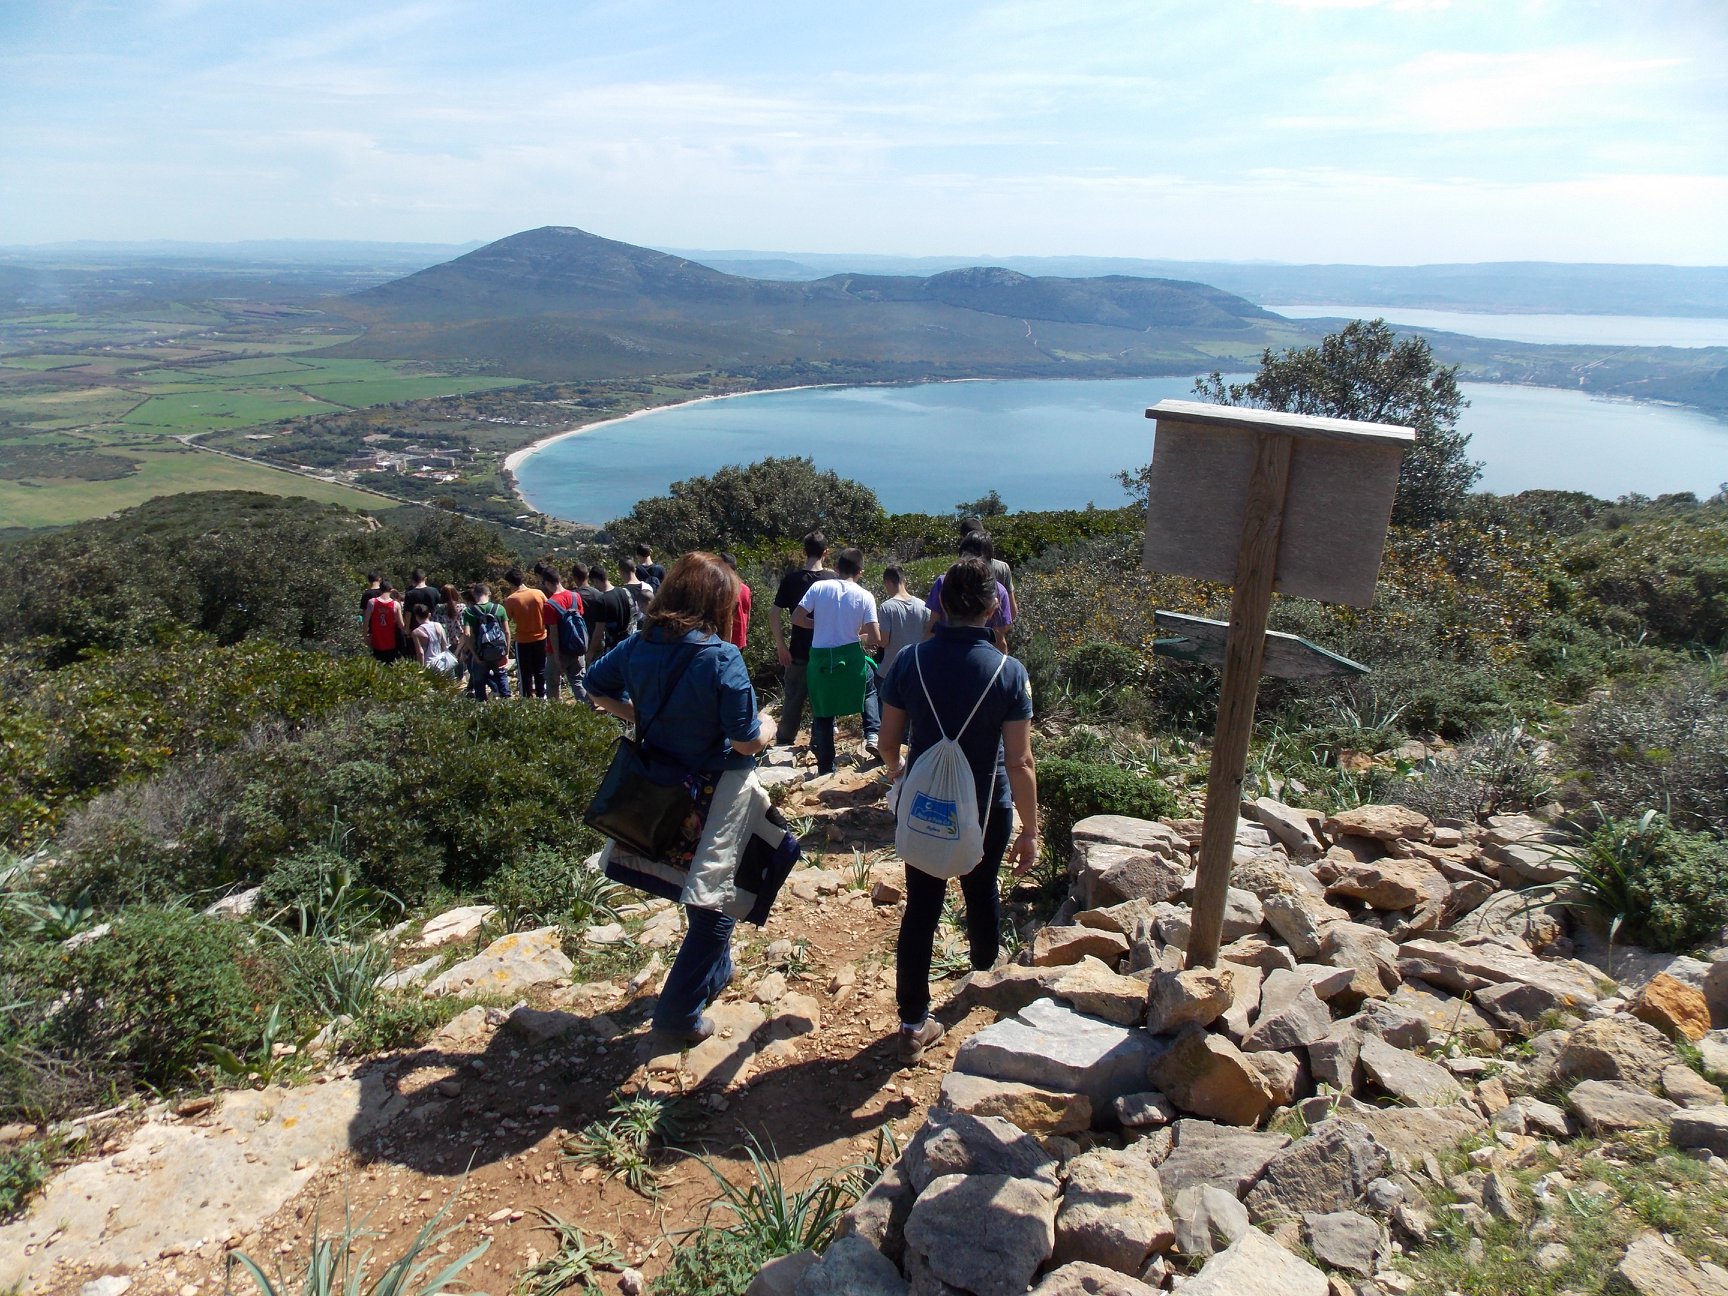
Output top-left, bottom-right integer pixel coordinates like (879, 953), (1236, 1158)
(669, 249), (1728, 318)
(325, 227), (1293, 381)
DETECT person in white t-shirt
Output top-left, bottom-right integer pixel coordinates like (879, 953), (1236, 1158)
(793, 548), (882, 774)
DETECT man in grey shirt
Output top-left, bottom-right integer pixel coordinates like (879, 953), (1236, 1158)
(875, 565), (932, 677)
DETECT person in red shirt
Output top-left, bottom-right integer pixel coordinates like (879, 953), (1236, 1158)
(721, 552), (751, 651)
(365, 580), (406, 664)
(537, 561), (587, 701)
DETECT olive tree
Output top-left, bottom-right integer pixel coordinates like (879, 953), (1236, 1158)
(605, 455), (883, 553)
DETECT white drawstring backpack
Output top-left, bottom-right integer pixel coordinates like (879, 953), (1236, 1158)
(890, 643), (1007, 878)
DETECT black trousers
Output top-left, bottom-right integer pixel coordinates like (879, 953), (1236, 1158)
(516, 640), (547, 698)
(896, 804), (1014, 1026)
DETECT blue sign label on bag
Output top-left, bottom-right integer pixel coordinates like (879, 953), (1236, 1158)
(909, 792), (960, 840)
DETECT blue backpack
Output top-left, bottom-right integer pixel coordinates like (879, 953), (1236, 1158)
(552, 595), (589, 657)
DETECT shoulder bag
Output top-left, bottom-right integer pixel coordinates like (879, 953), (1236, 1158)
(582, 639), (702, 861)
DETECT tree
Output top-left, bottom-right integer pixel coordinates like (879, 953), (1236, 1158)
(604, 456), (883, 554)
(956, 489), (1007, 519)
(1192, 319), (1481, 527)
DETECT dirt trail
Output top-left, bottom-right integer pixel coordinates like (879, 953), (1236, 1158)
(21, 759), (1010, 1296)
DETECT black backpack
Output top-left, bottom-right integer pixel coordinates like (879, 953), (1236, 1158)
(472, 606), (508, 666)
(552, 596), (589, 657)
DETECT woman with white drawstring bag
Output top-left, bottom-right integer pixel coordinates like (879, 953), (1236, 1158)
(878, 556), (1039, 1065)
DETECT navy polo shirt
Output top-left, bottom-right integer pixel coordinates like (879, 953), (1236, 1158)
(879, 626), (1033, 818)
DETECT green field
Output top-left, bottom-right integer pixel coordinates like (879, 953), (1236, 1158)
(0, 303), (530, 528)
(0, 445), (384, 529)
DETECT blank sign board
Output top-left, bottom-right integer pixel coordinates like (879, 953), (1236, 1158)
(1141, 400), (1413, 608)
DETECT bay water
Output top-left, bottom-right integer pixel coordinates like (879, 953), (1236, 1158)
(515, 372), (1728, 524)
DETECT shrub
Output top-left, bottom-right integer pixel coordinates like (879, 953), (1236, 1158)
(485, 847), (621, 932)
(1, 1140), (52, 1221)
(1038, 757), (1179, 863)
(1564, 662), (1728, 832)
(1556, 811), (1728, 953)
(45, 907), (286, 1092)
(606, 456), (883, 555)
(1396, 724), (1555, 824)
(1561, 511), (1728, 648)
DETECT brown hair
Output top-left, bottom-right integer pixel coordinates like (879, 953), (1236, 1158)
(939, 557), (999, 622)
(644, 552), (738, 641)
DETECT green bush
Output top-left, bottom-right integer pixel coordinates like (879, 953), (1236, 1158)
(45, 907), (286, 1092)
(1559, 812), (1728, 953)
(53, 697), (616, 906)
(1, 1139), (52, 1221)
(484, 846), (621, 932)
(1561, 512), (1728, 648)
(1, 636), (447, 851)
(1563, 662), (1728, 832)
(1038, 757), (1179, 863)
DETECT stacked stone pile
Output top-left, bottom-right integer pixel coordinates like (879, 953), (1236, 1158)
(750, 802), (1728, 1296)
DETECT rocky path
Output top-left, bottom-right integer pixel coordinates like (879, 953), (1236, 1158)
(3, 761), (1025, 1296)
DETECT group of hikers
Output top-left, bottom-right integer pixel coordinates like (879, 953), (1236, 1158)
(361, 521), (1036, 1064)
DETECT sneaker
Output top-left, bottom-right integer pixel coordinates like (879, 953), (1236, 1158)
(863, 737), (880, 759)
(898, 1017), (944, 1065)
(650, 1016), (716, 1049)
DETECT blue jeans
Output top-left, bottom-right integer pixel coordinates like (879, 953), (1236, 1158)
(467, 657), (510, 700)
(863, 672), (881, 741)
(654, 905), (735, 1032)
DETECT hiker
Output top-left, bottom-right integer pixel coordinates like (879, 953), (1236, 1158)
(364, 580), (406, 664)
(876, 564), (931, 679)
(588, 564), (638, 654)
(879, 557), (1038, 1064)
(958, 518), (1016, 619)
(569, 561), (606, 663)
(770, 531), (838, 747)
(437, 583), (467, 667)
(502, 567), (549, 700)
(539, 561), (587, 702)
(634, 542), (666, 589)
(408, 601), (456, 675)
(586, 553), (789, 1047)
(619, 557), (655, 622)
(401, 567), (441, 625)
(360, 572), (383, 618)
(926, 532), (1014, 652)
(720, 552), (751, 651)
(792, 547), (882, 773)
(462, 581), (512, 700)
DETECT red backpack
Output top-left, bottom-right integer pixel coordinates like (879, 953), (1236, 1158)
(367, 596), (400, 650)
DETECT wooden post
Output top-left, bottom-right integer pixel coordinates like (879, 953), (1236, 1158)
(1184, 432), (1293, 969)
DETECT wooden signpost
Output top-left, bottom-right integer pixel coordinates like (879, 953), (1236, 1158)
(1152, 611), (1368, 681)
(1140, 399), (1412, 969)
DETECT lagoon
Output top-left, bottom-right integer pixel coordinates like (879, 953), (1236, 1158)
(514, 376), (1728, 524)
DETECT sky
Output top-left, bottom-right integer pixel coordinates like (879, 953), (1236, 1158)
(1, 0), (1724, 264)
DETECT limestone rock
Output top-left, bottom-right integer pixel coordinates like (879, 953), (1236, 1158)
(1615, 1231), (1728, 1296)
(1397, 936), (1602, 1010)
(644, 1001), (767, 1089)
(1250, 799), (1325, 858)
(1663, 1064), (1726, 1108)
(1055, 956), (1154, 1026)
(792, 1235), (906, 1296)
(1670, 1106), (1728, 1156)
(1073, 815), (1188, 855)
(1149, 1027), (1278, 1126)
(423, 926), (572, 998)
(503, 1006), (584, 1044)
(765, 992), (821, 1039)
(1471, 979), (1567, 1037)
(1243, 1120), (1389, 1222)
(955, 964), (1066, 1016)
(1318, 923), (1401, 1002)
(1114, 1090), (1178, 1129)
(938, 1072), (1094, 1136)
(1156, 1120), (1290, 1197)
(835, 1163), (912, 1264)
(1219, 933), (1297, 973)
(1145, 966), (1234, 1035)
(904, 1172), (1058, 1296)
(904, 1109), (1060, 1194)
(1073, 842), (1190, 910)
(956, 997), (1162, 1108)
(1556, 1015), (1678, 1091)
(748, 1251), (819, 1296)
(1631, 973), (1714, 1042)
(1027, 1262), (1161, 1295)
(1389, 981), (1499, 1051)
(203, 886), (263, 920)
(1700, 1029), (1728, 1079)
(1324, 858), (1448, 912)
(430, 1004), (492, 1049)
(1053, 1147), (1175, 1272)
(1170, 1183), (1250, 1258)
(1175, 1226), (1329, 1296)
(1326, 1096), (1487, 1174)
(1706, 961), (1728, 1029)
(1244, 1048), (1303, 1106)
(1323, 805), (1433, 843)
(1303, 1210), (1383, 1276)
(1358, 1036), (1465, 1107)
(1075, 898), (1159, 939)
(1219, 960), (1266, 1042)
(1033, 926), (1132, 969)
(1243, 971), (1333, 1053)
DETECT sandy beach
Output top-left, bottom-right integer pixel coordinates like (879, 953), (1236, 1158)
(501, 382), (839, 477)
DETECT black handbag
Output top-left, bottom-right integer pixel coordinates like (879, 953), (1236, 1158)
(582, 642), (700, 861)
